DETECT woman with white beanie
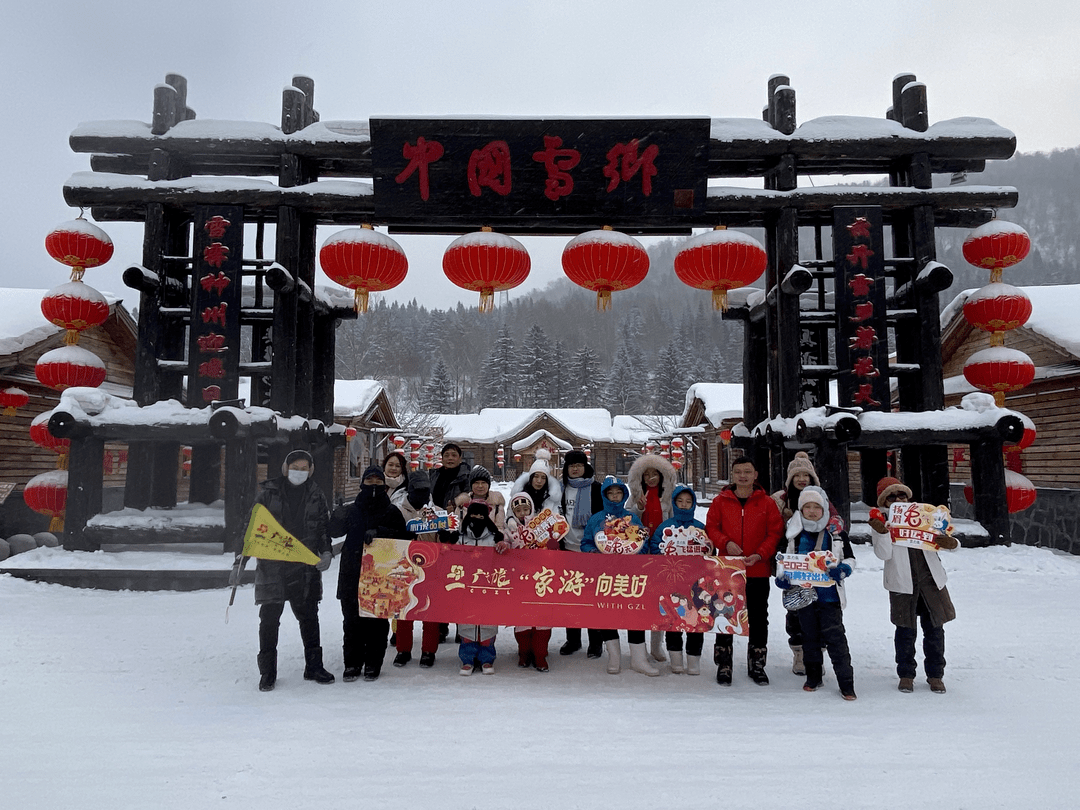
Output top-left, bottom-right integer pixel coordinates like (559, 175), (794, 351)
(510, 448), (562, 515)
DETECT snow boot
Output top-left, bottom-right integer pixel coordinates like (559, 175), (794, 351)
(668, 650), (685, 674)
(748, 646), (769, 686)
(560, 627), (582, 655)
(629, 643), (660, 676)
(840, 686), (858, 701)
(649, 631), (667, 662)
(257, 651), (276, 692)
(790, 644), (806, 676)
(393, 651), (411, 668)
(303, 646), (335, 685)
(419, 651), (436, 668)
(927, 677), (947, 694)
(686, 654), (701, 676)
(803, 662), (823, 692)
(342, 666), (363, 682)
(898, 677), (915, 693)
(363, 664), (381, 682)
(715, 637), (733, 685)
(605, 639), (622, 674)
(587, 630), (604, 659)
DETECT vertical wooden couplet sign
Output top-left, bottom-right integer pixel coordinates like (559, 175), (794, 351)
(189, 205), (244, 405)
(833, 206), (890, 411)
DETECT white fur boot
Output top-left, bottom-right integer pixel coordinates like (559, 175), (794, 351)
(686, 654), (701, 676)
(649, 630), (667, 662)
(629, 643), (660, 676)
(605, 639), (622, 675)
(669, 650), (685, 674)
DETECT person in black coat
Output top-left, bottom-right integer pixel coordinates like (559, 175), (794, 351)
(557, 449), (605, 657)
(251, 449), (334, 692)
(330, 465), (410, 682)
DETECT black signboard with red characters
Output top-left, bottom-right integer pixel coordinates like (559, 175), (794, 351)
(371, 118), (711, 232)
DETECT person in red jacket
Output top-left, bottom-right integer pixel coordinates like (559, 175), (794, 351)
(705, 456), (785, 687)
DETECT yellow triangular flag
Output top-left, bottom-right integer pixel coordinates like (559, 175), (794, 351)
(241, 503), (321, 565)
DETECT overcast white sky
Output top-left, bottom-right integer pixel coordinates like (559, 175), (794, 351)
(2, 0), (1077, 311)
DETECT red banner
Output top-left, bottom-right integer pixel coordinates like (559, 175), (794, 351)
(358, 538), (748, 634)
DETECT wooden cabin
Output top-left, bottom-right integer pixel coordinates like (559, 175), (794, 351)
(333, 379), (399, 501)
(679, 383), (743, 497)
(0, 288), (138, 536)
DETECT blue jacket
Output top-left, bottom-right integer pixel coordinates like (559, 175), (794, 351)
(648, 484), (707, 554)
(581, 476), (649, 554)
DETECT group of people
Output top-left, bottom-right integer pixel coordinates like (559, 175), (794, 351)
(246, 445), (959, 701)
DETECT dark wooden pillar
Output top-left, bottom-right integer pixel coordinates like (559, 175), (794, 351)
(188, 442), (222, 504)
(860, 449), (889, 507)
(970, 439), (1011, 544)
(224, 438), (258, 554)
(817, 441), (851, 529)
(64, 437), (105, 551)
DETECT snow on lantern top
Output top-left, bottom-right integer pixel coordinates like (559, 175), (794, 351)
(442, 229), (530, 313)
(319, 226), (408, 313)
(673, 228), (767, 311)
(962, 220), (1031, 279)
(44, 218), (114, 281)
(561, 228), (649, 311)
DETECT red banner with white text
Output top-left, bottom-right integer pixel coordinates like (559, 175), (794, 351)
(358, 538), (747, 634)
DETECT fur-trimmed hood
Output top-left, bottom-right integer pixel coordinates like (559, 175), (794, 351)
(510, 469), (562, 514)
(627, 453), (678, 523)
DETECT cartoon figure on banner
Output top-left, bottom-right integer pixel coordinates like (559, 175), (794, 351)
(358, 537), (439, 618)
(593, 514), (648, 554)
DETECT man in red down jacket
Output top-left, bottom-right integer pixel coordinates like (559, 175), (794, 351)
(705, 456), (785, 687)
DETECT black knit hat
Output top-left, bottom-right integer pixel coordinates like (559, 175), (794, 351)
(469, 465), (492, 485)
(563, 450), (594, 479)
(361, 464), (386, 482)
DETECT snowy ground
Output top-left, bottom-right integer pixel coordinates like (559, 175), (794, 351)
(3, 543), (1079, 809)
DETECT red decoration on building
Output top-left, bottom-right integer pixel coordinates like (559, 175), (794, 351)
(442, 230), (530, 313)
(673, 228), (767, 311)
(202, 303), (227, 326)
(849, 325), (877, 351)
(40, 282), (110, 345)
(962, 221), (1031, 281)
(0, 386), (29, 416)
(23, 470), (68, 532)
(845, 244), (874, 270)
(396, 137), (444, 201)
(35, 346), (107, 391)
(203, 215), (231, 239)
(846, 218), (872, 239)
(30, 411), (70, 461)
(853, 384), (881, 407)
(320, 226), (409, 313)
(603, 140), (659, 196)
(200, 272), (231, 295)
(848, 274), (874, 297)
(853, 356), (879, 378)
(1004, 412), (1037, 453)
(44, 219), (114, 281)
(532, 135), (581, 201)
(1005, 470), (1037, 513)
(562, 229), (649, 311)
(962, 283), (1032, 339)
(962, 347), (1036, 406)
(849, 301), (874, 323)
(468, 141), (512, 197)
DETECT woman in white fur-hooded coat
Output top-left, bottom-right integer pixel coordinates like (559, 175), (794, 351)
(510, 448), (563, 515)
(627, 453), (679, 537)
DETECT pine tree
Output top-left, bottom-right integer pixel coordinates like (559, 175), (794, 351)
(521, 324), (554, 407)
(651, 339), (688, 414)
(550, 340), (570, 407)
(570, 345), (605, 408)
(478, 324), (518, 408)
(420, 358), (455, 413)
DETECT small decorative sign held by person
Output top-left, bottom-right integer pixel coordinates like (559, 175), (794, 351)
(877, 502), (954, 551)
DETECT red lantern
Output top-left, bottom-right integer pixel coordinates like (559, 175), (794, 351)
(962, 283), (1032, 341)
(23, 470), (68, 532)
(671, 448), (684, 460)
(319, 226), (408, 313)
(671, 437), (685, 450)
(442, 230), (530, 313)
(0, 386), (29, 416)
(720, 429), (732, 444)
(409, 459), (420, 471)
(962, 221), (1031, 282)
(182, 446), (192, 473)
(40, 282), (110, 345)
(671, 459), (683, 471)
(513, 453), (522, 463)
(1006, 470), (1037, 513)
(392, 435), (406, 450)
(561, 229), (649, 311)
(345, 426), (358, 439)
(30, 411), (70, 462)
(674, 227), (768, 311)
(1004, 413), (1036, 453)
(963, 347), (1035, 406)
(45, 219), (114, 281)
(35, 346), (107, 391)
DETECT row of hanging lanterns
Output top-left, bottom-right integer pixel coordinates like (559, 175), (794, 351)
(318, 224), (768, 314)
(959, 219), (1037, 514)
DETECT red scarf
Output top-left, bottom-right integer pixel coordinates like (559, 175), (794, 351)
(642, 486), (664, 537)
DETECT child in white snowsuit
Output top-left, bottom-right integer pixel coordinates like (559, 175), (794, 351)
(776, 486), (857, 700)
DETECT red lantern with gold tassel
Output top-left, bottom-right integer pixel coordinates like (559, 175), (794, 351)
(443, 229), (530, 313)
(40, 282), (110, 345)
(319, 226), (408, 313)
(45, 219), (114, 281)
(35, 346), (108, 391)
(963, 348), (1035, 407)
(962, 283), (1032, 346)
(23, 470), (68, 532)
(561, 228), (649, 311)
(30, 411), (70, 468)
(962, 221), (1031, 283)
(674, 227), (768, 311)
(0, 386), (29, 416)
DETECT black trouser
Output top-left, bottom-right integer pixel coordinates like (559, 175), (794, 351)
(797, 600), (853, 690)
(895, 599), (946, 679)
(597, 629), (645, 643)
(716, 576), (770, 652)
(259, 598), (321, 655)
(666, 631), (704, 656)
(340, 593), (390, 670)
(785, 610), (802, 647)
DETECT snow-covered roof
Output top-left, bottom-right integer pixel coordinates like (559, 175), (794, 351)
(0, 287), (124, 358)
(942, 284), (1080, 360)
(682, 383), (744, 427)
(510, 429), (573, 452)
(333, 379), (386, 418)
(433, 408), (667, 446)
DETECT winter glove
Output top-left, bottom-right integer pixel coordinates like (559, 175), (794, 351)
(868, 508), (887, 535)
(228, 556), (243, 587)
(829, 562), (852, 582)
(494, 541), (510, 555)
(558, 538), (566, 551)
(935, 534), (959, 550)
(316, 551), (332, 571)
(774, 576), (792, 590)
(363, 529), (378, 546)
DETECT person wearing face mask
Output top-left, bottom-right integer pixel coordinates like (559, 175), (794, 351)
(329, 465), (410, 682)
(250, 449), (334, 692)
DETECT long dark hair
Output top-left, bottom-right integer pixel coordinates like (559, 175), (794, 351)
(382, 451), (409, 490)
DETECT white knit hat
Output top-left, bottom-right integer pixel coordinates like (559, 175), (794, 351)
(797, 486), (828, 512)
(528, 448), (552, 478)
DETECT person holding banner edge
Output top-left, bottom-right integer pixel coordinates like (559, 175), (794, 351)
(249, 449), (334, 692)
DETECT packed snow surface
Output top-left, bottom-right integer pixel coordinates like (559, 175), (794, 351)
(2, 543), (1077, 808)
